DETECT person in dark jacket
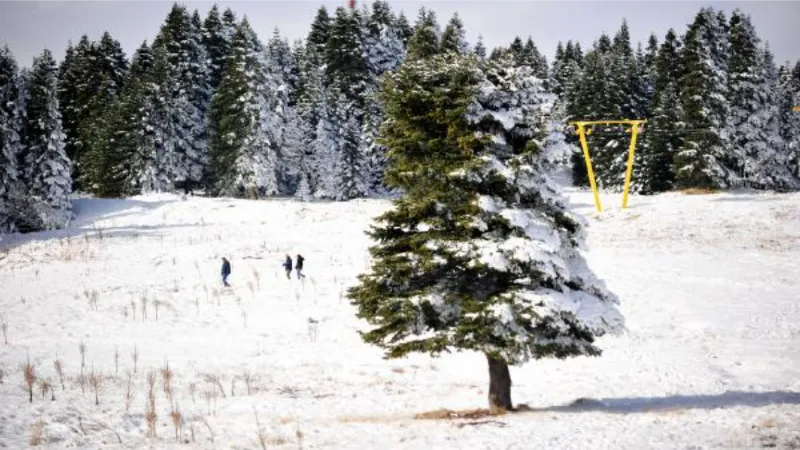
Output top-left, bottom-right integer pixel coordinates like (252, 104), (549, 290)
(283, 255), (292, 279)
(221, 257), (231, 287)
(296, 254), (305, 279)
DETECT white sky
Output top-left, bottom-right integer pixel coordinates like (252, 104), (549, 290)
(1, 1), (798, 68)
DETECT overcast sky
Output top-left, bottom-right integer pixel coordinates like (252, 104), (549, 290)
(1, 1), (798, 68)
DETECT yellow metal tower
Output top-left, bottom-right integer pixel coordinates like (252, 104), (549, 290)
(568, 120), (646, 213)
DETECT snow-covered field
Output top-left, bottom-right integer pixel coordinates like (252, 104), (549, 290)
(1, 182), (799, 449)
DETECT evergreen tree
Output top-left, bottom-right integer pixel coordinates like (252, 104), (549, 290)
(727, 11), (794, 189)
(23, 49), (72, 229)
(94, 42), (158, 197)
(325, 6), (369, 104)
(203, 5), (236, 91)
(778, 62), (800, 181)
(332, 92), (367, 200)
(440, 13), (468, 55)
(348, 53), (622, 410)
(307, 6), (331, 51)
(150, 3), (210, 192)
(473, 35), (487, 60)
(0, 46), (23, 232)
(633, 29), (684, 194)
(523, 37), (548, 81)
(675, 8), (732, 189)
(394, 11), (414, 46)
(208, 20), (279, 198)
(363, 0), (405, 77)
(407, 8), (440, 60)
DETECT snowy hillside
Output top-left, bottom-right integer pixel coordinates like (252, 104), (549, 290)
(1, 185), (799, 449)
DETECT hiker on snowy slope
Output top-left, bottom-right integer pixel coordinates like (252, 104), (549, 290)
(221, 257), (231, 287)
(296, 254), (305, 279)
(283, 255), (293, 279)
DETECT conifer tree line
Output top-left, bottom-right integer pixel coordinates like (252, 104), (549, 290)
(1, 3), (799, 234)
(552, 8), (800, 193)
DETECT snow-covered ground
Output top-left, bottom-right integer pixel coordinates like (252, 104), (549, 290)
(1, 182), (799, 449)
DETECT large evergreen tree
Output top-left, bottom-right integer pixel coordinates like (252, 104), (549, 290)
(675, 8), (732, 189)
(407, 8), (440, 60)
(23, 50), (72, 229)
(440, 13), (468, 55)
(0, 46), (23, 232)
(348, 53), (623, 410)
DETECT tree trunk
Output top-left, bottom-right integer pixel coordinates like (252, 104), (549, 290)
(486, 354), (513, 410)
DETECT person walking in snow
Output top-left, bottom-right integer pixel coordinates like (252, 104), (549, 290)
(283, 254), (293, 279)
(296, 254), (305, 279)
(221, 257), (231, 287)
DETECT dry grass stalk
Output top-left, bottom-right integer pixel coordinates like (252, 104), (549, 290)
(170, 402), (183, 441)
(188, 382), (197, 403)
(38, 378), (54, 401)
(203, 373), (226, 398)
(114, 346), (119, 375)
(145, 398), (157, 438)
(89, 366), (104, 405)
(0, 313), (8, 344)
(131, 300), (136, 321)
(140, 294), (148, 320)
(22, 357), (36, 403)
(79, 341), (87, 372)
(53, 359), (65, 390)
(0, 366), (5, 384)
(154, 300), (161, 321)
(242, 370), (254, 395)
(132, 345), (139, 374)
(125, 372), (136, 413)
(254, 410), (268, 450)
(161, 361), (174, 400)
(252, 268), (261, 290)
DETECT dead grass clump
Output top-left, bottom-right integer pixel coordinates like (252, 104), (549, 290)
(29, 419), (44, 446)
(21, 357), (36, 403)
(758, 417), (778, 429)
(680, 187), (719, 195)
(414, 407), (508, 421)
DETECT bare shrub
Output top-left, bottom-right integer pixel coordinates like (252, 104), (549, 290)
(21, 357), (36, 403)
(89, 366), (104, 405)
(29, 419), (44, 446)
(131, 300), (136, 321)
(132, 345), (139, 374)
(0, 366), (5, 384)
(188, 382), (196, 403)
(154, 300), (161, 321)
(248, 280), (255, 302)
(114, 346), (119, 375)
(75, 372), (88, 395)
